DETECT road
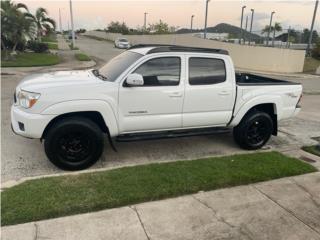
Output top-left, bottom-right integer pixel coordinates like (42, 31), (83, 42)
(1, 36), (320, 183)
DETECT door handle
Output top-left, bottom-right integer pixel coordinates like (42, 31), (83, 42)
(168, 91), (183, 97)
(218, 91), (230, 96)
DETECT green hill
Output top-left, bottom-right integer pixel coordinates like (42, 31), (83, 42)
(176, 23), (262, 42)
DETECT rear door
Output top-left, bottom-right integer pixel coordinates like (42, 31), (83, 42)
(118, 54), (186, 133)
(183, 54), (235, 127)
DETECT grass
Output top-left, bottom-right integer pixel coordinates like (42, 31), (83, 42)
(303, 57), (320, 73)
(46, 42), (58, 50)
(42, 34), (57, 43)
(1, 52), (60, 67)
(302, 145), (320, 157)
(69, 43), (79, 50)
(75, 53), (91, 61)
(1, 151), (316, 226)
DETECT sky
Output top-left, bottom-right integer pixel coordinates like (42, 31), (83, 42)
(18, 0), (320, 33)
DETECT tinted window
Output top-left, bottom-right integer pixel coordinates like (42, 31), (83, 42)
(99, 51), (143, 81)
(189, 58), (226, 85)
(134, 57), (181, 86)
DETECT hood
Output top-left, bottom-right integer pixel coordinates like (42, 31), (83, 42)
(18, 70), (101, 92)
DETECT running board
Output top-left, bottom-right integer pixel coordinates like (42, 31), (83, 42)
(116, 127), (231, 142)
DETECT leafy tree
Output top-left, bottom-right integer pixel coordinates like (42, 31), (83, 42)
(312, 40), (320, 60)
(148, 20), (170, 34)
(302, 28), (319, 44)
(76, 28), (86, 34)
(28, 7), (56, 41)
(107, 21), (129, 34)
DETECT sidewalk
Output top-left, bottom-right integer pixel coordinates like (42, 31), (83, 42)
(2, 172), (320, 240)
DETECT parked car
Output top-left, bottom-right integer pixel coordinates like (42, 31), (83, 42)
(68, 32), (77, 40)
(11, 45), (302, 170)
(114, 38), (130, 49)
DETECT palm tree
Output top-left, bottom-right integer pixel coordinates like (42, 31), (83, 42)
(261, 25), (273, 35)
(11, 12), (36, 53)
(1, 0), (34, 58)
(272, 22), (282, 46)
(30, 7), (56, 41)
(261, 23), (282, 46)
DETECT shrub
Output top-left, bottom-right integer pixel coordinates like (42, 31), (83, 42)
(312, 41), (320, 60)
(1, 37), (26, 51)
(27, 41), (49, 53)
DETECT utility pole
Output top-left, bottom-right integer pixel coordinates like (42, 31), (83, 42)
(59, 8), (63, 33)
(190, 15), (195, 33)
(249, 9), (254, 45)
(240, 5), (246, 44)
(204, 0), (210, 39)
(287, 26), (291, 48)
(266, 11), (275, 46)
(69, 0), (75, 47)
(307, 0), (319, 56)
(144, 12), (148, 32)
(272, 24), (276, 47)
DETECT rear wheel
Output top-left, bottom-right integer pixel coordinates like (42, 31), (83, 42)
(233, 111), (273, 150)
(44, 117), (104, 170)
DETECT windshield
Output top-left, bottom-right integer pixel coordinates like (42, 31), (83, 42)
(98, 51), (143, 81)
(119, 39), (128, 42)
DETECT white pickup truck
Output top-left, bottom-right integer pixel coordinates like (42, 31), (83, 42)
(11, 45), (302, 170)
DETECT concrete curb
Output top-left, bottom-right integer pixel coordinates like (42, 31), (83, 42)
(1, 59), (97, 75)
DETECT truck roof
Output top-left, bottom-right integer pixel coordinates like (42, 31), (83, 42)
(128, 44), (229, 56)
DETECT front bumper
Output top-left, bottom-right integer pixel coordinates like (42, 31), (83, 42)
(11, 105), (56, 139)
(117, 45), (130, 49)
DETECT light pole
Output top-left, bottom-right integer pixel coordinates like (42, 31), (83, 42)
(266, 11), (275, 46)
(204, 0), (210, 39)
(59, 8), (63, 33)
(249, 9), (254, 45)
(286, 26), (291, 48)
(190, 15), (195, 33)
(144, 12), (148, 32)
(240, 5), (246, 44)
(69, 0), (75, 47)
(244, 15), (248, 44)
(307, 0), (319, 56)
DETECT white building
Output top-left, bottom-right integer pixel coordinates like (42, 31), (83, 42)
(193, 32), (229, 41)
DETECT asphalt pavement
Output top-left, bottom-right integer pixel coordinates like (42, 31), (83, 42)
(1, 36), (320, 184)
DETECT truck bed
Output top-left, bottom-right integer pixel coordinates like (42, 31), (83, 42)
(236, 73), (300, 86)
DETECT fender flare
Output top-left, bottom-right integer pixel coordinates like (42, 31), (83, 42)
(229, 95), (282, 127)
(41, 100), (119, 136)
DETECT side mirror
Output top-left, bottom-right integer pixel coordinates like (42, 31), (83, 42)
(126, 73), (144, 86)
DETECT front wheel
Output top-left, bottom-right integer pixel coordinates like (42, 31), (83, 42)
(233, 111), (273, 150)
(44, 117), (104, 170)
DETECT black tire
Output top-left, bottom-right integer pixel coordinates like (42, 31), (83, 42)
(233, 110), (273, 150)
(44, 117), (104, 170)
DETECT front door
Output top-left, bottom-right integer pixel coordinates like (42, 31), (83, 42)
(119, 55), (185, 133)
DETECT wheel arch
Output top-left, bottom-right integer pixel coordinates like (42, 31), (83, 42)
(230, 102), (278, 136)
(41, 100), (119, 138)
(41, 111), (109, 140)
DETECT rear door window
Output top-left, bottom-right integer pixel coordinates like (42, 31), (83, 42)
(189, 57), (226, 85)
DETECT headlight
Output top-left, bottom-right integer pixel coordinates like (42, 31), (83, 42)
(17, 90), (40, 108)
